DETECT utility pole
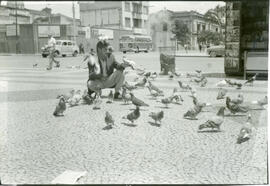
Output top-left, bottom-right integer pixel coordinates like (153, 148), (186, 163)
(15, 1), (18, 54)
(72, 1), (76, 42)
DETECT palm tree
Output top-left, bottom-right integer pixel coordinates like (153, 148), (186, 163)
(204, 5), (225, 32)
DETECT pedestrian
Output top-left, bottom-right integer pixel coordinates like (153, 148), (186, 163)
(79, 43), (85, 54)
(184, 44), (188, 53)
(46, 34), (60, 70)
(199, 43), (202, 53)
(87, 39), (130, 99)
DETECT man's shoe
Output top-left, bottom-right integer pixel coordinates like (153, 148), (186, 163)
(114, 92), (122, 100)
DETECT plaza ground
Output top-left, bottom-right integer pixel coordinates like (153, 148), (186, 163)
(0, 52), (267, 184)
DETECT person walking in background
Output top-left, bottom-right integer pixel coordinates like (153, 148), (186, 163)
(79, 43), (85, 54)
(199, 43), (202, 53)
(184, 44), (188, 53)
(47, 34), (60, 70)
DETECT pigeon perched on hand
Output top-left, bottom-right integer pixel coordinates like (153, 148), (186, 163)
(122, 106), (140, 124)
(53, 96), (66, 117)
(130, 93), (149, 107)
(105, 111), (114, 128)
(178, 80), (191, 91)
(135, 77), (147, 87)
(237, 114), (253, 144)
(106, 90), (113, 104)
(183, 102), (206, 120)
(244, 73), (258, 86)
(226, 97), (249, 114)
(198, 106), (225, 131)
(122, 56), (135, 70)
(217, 88), (227, 100)
(149, 111), (164, 124)
(69, 90), (82, 106)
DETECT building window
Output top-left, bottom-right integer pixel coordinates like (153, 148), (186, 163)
(202, 25), (206, 31)
(133, 18), (141, 28)
(143, 6), (148, 14)
(125, 2), (130, 12)
(163, 22), (167, 31)
(197, 24), (201, 32)
(133, 3), (142, 14)
(125, 17), (131, 27)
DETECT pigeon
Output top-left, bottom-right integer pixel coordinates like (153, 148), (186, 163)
(33, 63), (38, 68)
(234, 82), (243, 89)
(105, 111), (114, 128)
(148, 81), (163, 94)
(244, 73), (258, 86)
(237, 114), (253, 144)
(122, 87), (131, 104)
(226, 97), (249, 114)
(93, 96), (102, 110)
(170, 94), (184, 104)
(178, 80), (191, 91)
(200, 77), (208, 87)
(217, 88), (227, 100)
(123, 81), (137, 91)
(122, 56), (135, 70)
(82, 89), (93, 105)
(69, 90), (82, 106)
(144, 72), (151, 78)
(216, 80), (227, 87)
(122, 106), (140, 124)
(225, 79), (235, 87)
(190, 87), (197, 98)
(198, 106), (225, 131)
(106, 90), (113, 103)
(230, 94), (244, 105)
(130, 93), (149, 107)
(161, 97), (172, 108)
(251, 95), (268, 109)
(53, 96), (66, 117)
(195, 70), (202, 74)
(183, 102), (206, 120)
(149, 72), (158, 81)
(168, 71), (174, 79)
(146, 85), (159, 98)
(149, 111), (164, 124)
(193, 76), (205, 84)
(135, 77), (147, 87)
(57, 89), (75, 103)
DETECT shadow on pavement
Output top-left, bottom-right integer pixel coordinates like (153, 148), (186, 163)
(148, 121), (161, 127)
(121, 122), (137, 127)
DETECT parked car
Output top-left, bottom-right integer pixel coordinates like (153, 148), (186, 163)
(206, 45), (225, 57)
(41, 40), (79, 58)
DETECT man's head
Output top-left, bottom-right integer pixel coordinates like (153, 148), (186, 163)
(96, 40), (109, 61)
(48, 34), (52, 38)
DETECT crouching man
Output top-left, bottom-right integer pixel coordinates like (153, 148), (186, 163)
(87, 40), (129, 99)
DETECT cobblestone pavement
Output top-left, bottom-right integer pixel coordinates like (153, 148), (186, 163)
(0, 63), (267, 184)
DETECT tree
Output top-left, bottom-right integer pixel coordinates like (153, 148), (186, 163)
(171, 19), (190, 46)
(197, 30), (224, 46)
(204, 5), (226, 32)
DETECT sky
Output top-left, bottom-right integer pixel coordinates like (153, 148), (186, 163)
(1, 1), (225, 19)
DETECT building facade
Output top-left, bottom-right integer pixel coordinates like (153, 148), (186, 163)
(149, 9), (222, 51)
(79, 1), (149, 35)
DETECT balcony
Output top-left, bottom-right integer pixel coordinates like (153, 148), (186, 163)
(132, 12), (142, 19)
(133, 28), (147, 35)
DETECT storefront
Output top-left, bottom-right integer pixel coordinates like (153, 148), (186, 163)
(224, 0), (268, 78)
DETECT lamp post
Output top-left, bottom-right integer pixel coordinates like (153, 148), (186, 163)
(15, 1), (18, 54)
(72, 1), (76, 42)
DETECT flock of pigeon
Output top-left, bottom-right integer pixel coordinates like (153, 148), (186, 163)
(53, 59), (267, 144)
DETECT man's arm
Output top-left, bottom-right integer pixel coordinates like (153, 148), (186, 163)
(88, 57), (102, 80)
(112, 55), (126, 71)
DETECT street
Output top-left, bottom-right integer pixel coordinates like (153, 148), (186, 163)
(0, 52), (267, 184)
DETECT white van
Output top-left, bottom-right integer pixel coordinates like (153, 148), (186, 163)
(41, 40), (79, 57)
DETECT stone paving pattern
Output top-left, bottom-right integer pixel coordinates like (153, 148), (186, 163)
(0, 53), (267, 184)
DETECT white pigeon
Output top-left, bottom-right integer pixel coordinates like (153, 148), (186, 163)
(216, 80), (227, 87)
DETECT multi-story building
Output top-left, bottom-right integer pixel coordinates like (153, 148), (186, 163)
(79, 1), (149, 35)
(149, 9), (222, 51)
